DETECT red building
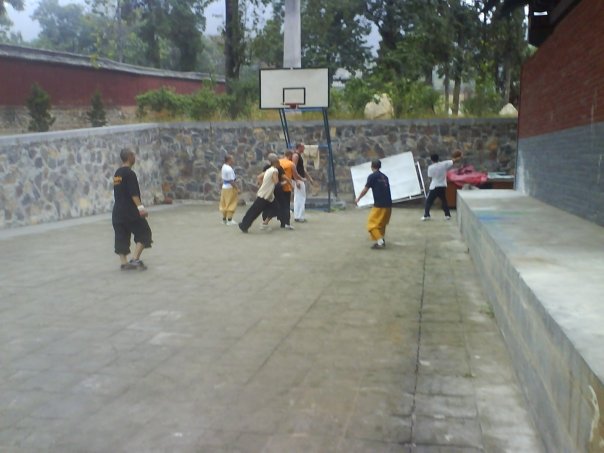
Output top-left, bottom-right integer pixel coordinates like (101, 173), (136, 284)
(514, 0), (604, 226)
(0, 44), (225, 108)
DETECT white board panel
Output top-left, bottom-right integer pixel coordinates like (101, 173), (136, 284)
(351, 152), (423, 208)
(259, 68), (329, 109)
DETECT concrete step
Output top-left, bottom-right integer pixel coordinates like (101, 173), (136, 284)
(457, 190), (604, 453)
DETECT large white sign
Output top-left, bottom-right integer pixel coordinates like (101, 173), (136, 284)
(351, 152), (424, 208)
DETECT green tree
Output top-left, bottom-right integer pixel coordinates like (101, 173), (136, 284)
(122, 0), (209, 69)
(87, 90), (108, 127)
(26, 84), (56, 132)
(300, 0), (371, 78)
(32, 0), (96, 53)
(0, 0), (23, 16)
(0, 12), (23, 43)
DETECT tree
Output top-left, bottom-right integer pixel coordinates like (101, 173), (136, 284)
(300, 0), (371, 78)
(0, 0), (23, 16)
(87, 90), (108, 127)
(26, 84), (55, 132)
(0, 12), (23, 43)
(32, 0), (96, 53)
(121, 0), (209, 69)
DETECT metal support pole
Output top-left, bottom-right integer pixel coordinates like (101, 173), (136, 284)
(279, 109), (291, 148)
(322, 108), (337, 211)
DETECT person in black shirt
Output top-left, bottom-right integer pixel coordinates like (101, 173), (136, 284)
(354, 159), (392, 249)
(112, 148), (153, 270)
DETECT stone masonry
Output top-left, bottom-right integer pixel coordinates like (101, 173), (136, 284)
(0, 119), (517, 229)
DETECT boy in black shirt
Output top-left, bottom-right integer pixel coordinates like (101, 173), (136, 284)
(354, 159), (392, 249)
(112, 148), (153, 270)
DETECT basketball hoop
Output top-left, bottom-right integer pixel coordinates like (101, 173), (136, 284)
(285, 103), (300, 111)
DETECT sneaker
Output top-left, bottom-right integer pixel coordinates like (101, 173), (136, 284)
(128, 259), (147, 270)
(445, 216), (452, 221)
(421, 216), (431, 221)
(238, 223), (248, 233)
(226, 220), (238, 226)
(371, 243), (385, 250)
(284, 224), (295, 230)
(222, 219), (227, 224)
(120, 262), (138, 270)
(294, 218), (306, 223)
(260, 224), (270, 230)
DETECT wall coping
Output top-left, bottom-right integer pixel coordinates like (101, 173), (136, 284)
(0, 117), (518, 145)
(0, 43), (225, 82)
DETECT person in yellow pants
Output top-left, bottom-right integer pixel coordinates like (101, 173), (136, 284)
(219, 155), (239, 225)
(354, 159), (392, 249)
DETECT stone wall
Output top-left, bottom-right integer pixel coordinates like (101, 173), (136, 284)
(0, 124), (163, 229)
(0, 118), (517, 229)
(160, 118), (517, 203)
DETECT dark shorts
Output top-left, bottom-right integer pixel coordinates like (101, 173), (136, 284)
(113, 218), (153, 255)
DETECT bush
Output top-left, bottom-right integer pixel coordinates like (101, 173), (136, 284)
(87, 90), (107, 127)
(26, 83), (55, 132)
(135, 86), (191, 118)
(463, 76), (502, 117)
(189, 86), (224, 120)
(342, 78), (375, 116)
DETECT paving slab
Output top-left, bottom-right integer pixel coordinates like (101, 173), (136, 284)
(0, 203), (543, 452)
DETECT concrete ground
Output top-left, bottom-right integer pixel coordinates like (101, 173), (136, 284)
(0, 203), (543, 453)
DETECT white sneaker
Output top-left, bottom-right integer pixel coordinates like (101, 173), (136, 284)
(284, 224), (295, 230)
(445, 216), (451, 221)
(421, 216), (431, 221)
(260, 224), (270, 230)
(226, 220), (238, 226)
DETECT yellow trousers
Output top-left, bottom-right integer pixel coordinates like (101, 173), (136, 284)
(219, 187), (238, 218)
(367, 207), (392, 241)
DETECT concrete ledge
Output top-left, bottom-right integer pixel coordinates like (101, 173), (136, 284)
(457, 190), (604, 453)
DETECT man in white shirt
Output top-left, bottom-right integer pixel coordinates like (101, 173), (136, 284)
(239, 154), (280, 233)
(422, 152), (461, 221)
(220, 155), (239, 225)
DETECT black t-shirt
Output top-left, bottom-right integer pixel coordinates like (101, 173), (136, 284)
(112, 166), (141, 222)
(295, 153), (306, 178)
(365, 170), (392, 208)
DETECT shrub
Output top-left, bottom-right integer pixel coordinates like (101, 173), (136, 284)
(342, 78), (375, 116)
(26, 83), (55, 132)
(87, 90), (107, 127)
(189, 86), (224, 120)
(463, 76), (502, 117)
(135, 86), (191, 118)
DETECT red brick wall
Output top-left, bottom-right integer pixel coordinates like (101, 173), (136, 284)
(519, 0), (604, 138)
(0, 58), (225, 107)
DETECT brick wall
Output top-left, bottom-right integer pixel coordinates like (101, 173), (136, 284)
(519, 0), (604, 138)
(517, 0), (604, 226)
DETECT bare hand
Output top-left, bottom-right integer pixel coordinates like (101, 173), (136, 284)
(139, 209), (149, 218)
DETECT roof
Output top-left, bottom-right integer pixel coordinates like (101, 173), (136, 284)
(485, 0), (582, 46)
(0, 43), (225, 83)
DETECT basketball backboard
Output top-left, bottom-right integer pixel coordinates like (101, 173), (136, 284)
(259, 68), (329, 109)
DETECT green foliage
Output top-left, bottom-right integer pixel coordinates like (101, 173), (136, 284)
(26, 83), (55, 132)
(0, 0), (24, 16)
(135, 86), (191, 118)
(189, 86), (225, 120)
(87, 90), (107, 127)
(463, 76), (502, 117)
(342, 78), (375, 116)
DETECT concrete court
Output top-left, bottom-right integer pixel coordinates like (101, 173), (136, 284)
(0, 203), (544, 453)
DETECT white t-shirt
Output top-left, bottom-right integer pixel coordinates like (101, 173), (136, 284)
(221, 164), (236, 189)
(257, 166), (277, 201)
(427, 160), (453, 189)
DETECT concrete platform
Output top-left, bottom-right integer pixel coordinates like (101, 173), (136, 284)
(457, 190), (604, 453)
(0, 204), (542, 452)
